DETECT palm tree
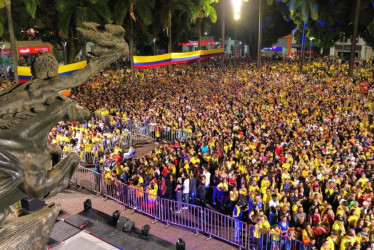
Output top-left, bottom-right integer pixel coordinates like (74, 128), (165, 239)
(157, 0), (194, 54)
(286, 0), (318, 73)
(192, 0), (217, 50)
(111, 0), (155, 82)
(156, 0), (194, 71)
(4, 0), (18, 83)
(56, 0), (112, 63)
(2, 0), (46, 83)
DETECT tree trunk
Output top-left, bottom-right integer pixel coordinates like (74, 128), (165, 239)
(130, 3), (135, 82)
(167, 9), (172, 72)
(221, 0), (225, 66)
(5, 0), (18, 84)
(257, 0), (262, 68)
(198, 18), (202, 51)
(299, 22), (306, 73)
(349, 0), (361, 77)
(81, 43), (87, 61)
(67, 27), (75, 63)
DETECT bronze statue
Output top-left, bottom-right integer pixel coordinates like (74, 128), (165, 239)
(0, 22), (128, 233)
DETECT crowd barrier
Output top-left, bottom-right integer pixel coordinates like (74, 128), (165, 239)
(91, 113), (192, 146)
(71, 166), (307, 249)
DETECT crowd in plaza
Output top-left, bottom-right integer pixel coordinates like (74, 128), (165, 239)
(2, 57), (374, 249)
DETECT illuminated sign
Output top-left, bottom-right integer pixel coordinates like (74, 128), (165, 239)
(262, 46), (283, 51)
(1, 49), (11, 56)
(18, 46), (50, 54)
(179, 41), (216, 46)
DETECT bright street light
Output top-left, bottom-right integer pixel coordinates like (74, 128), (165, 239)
(232, 0), (243, 21)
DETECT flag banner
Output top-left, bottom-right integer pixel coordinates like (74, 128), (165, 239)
(133, 48), (224, 69)
(18, 61), (87, 83)
(18, 61), (87, 96)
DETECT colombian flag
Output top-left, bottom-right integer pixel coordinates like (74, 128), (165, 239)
(133, 48), (224, 69)
(18, 61), (87, 96)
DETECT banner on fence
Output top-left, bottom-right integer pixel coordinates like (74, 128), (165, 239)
(133, 48), (224, 69)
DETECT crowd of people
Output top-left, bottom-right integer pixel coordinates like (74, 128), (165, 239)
(2, 56), (374, 249)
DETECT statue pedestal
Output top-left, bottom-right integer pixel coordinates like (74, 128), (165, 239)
(21, 196), (46, 215)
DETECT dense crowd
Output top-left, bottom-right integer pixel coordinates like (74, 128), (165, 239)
(3, 57), (374, 249)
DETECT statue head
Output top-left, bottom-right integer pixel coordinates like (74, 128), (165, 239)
(31, 52), (59, 80)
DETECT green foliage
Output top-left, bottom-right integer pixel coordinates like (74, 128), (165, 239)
(191, 0), (218, 24)
(56, 0), (112, 39)
(23, 0), (38, 19)
(110, 0), (155, 26)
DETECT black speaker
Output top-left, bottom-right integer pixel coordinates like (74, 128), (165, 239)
(84, 199), (92, 212)
(112, 210), (121, 226)
(123, 219), (135, 232)
(116, 217), (129, 230)
(21, 196), (46, 214)
(176, 238), (185, 250)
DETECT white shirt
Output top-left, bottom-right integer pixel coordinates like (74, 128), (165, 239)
(183, 178), (190, 194)
(204, 171), (211, 188)
(269, 199), (280, 209)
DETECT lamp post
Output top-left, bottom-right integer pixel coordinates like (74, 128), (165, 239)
(309, 37), (314, 70)
(62, 40), (67, 64)
(153, 38), (156, 55)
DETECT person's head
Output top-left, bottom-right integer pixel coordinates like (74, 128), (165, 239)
(298, 215), (305, 223)
(259, 215), (265, 222)
(331, 230), (338, 238)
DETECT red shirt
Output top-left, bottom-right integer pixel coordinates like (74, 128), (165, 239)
(275, 146), (283, 156)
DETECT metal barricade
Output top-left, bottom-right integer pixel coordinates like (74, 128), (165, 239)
(71, 166), (307, 249)
(74, 166), (101, 194)
(248, 230), (307, 250)
(126, 185), (161, 221)
(159, 198), (203, 234)
(203, 208), (248, 249)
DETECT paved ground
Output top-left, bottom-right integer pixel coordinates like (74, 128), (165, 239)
(46, 188), (236, 250)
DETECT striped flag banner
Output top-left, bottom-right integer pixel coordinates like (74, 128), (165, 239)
(133, 48), (224, 69)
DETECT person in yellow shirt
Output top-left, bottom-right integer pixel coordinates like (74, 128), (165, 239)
(229, 186), (239, 211)
(321, 239), (330, 250)
(254, 215), (270, 248)
(326, 230), (340, 250)
(340, 230), (358, 250)
(239, 182), (247, 196)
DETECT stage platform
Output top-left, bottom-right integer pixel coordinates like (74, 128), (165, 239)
(47, 208), (175, 250)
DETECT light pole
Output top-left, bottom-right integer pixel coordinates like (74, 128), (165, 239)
(62, 40), (67, 64)
(153, 38), (156, 55)
(309, 37), (314, 70)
